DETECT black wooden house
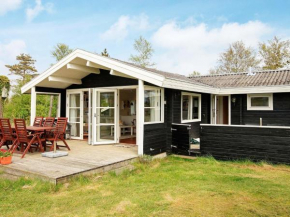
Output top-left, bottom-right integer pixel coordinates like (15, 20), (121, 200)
(22, 49), (290, 156)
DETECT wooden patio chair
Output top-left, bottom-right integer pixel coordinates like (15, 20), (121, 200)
(41, 117), (55, 150)
(0, 118), (17, 150)
(33, 117), (43, 127)
(14, 119), (43, 158)
(43, 117), (55, 127)
(46, 117), (70, 151)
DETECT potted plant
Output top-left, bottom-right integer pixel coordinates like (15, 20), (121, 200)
(1, 151), (12, 165)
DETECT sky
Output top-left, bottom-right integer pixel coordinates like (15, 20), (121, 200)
(1, 0), (290, 78)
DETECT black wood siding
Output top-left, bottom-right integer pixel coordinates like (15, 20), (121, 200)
(143, 88), (211, 155)
(200, 125), (290, 164)
(144, 123), (167, 155)
(68, 70), (137, 89)
(35, 87), (66, 117)
(231, 93), (290, 126)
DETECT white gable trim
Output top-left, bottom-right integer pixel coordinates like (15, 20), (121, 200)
(21, 49), (165, 93)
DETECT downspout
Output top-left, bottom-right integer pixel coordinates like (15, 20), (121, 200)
(239, 95), (243, 125)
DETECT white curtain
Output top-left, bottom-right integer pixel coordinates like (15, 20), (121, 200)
(70, 94), (78, 136)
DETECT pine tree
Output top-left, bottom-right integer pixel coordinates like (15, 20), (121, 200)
(188, 71), (201, 77)
(5, 53), (37, 83)
(101, 48), (109, 57)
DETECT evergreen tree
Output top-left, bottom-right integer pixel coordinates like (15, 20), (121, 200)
(0, 76), (10, 118)
(101, 48), (109, 57)
(188, 71), (201, 77)
(5, 53), (37, 83)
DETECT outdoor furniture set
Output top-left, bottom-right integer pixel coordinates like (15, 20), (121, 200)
(0, 117), (70, 160)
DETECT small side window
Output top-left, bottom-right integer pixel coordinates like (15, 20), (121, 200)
(247, 94), (273, 110)
(181, 92), (201, 123)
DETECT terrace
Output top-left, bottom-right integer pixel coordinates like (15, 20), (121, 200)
(1, 140), (138, 184)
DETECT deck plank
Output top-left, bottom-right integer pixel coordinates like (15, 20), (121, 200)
(0, 141), (138, 182)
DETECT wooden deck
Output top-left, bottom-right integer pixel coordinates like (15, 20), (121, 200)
(0, 140), (138, 184)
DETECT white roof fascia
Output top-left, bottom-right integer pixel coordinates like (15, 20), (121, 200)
(77, 50), (164, 86)
(218, 85), (290, 94)
(21, 49), (165, 93)
(21, 51), (81, 93)
(162, 78), (219, 94)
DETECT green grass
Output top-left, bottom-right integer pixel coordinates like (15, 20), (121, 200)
(1, 156), (290, 216)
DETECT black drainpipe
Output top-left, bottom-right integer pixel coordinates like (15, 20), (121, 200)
(239, 96), (243, 125)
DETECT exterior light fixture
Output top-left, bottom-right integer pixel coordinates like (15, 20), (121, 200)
(231, 97), (236, 106)
(2, 86), (8, 99)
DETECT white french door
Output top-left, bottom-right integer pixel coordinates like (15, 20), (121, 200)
(67, 91), (83, 139)
(92, 88), (117, 144)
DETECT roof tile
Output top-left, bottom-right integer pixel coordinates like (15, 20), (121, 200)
(190, 69), (290, 88)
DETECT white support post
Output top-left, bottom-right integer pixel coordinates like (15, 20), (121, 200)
(57, 93), (61, 117)
(137, 80), (144, 155)
(30, 87), (36, 126)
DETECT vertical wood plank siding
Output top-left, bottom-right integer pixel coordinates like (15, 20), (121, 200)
(231, 93), (290, 126)
(200, 125), (290, 164)
(143, 88), (211, 155)
(67, 70), (138, 89)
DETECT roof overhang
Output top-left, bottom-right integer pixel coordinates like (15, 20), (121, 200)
(22, 49), (290, 95)
(218, 84), (290, 94)
(21, 49), (166, 94)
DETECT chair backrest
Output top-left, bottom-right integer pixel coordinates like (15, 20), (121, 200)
(0, 118), (14, 141)
(43, 117), (55, 127)
(55, 117), (68, 135)
(33, 117), (43, 127)
(14, 119), (28, 143)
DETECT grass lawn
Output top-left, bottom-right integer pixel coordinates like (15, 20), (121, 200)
(1, 156), (290, 216)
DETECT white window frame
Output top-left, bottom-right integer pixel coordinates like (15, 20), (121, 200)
(181, 92), (201, 123)
(36, 92), (61, 118)
(247, 93), (273, 111)
(144, 86), (164, 125)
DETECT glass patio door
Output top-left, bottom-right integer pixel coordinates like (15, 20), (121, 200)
(67, 91), (83, 139)
(93, 89), (117, 144)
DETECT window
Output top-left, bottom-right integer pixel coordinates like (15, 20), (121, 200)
(247, 93), (273, 110)
(144, 87), (164, 123)
(181, 92), (201, 123)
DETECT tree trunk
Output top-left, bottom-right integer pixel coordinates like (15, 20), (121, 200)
(48, 95), (54, 117)
(0, 98), (3, 118)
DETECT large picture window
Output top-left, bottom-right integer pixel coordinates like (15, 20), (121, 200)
(247, 93), (273, 110)
(181, 92), (201, 123)
(144, 87), (164, 123)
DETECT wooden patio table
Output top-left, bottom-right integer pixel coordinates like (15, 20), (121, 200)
(12, 126), (55, 153)
(26, 126), (55, 132)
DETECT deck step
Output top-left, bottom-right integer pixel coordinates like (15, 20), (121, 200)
(188, 149), (201, 157)
(1, 157), (137, 184)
